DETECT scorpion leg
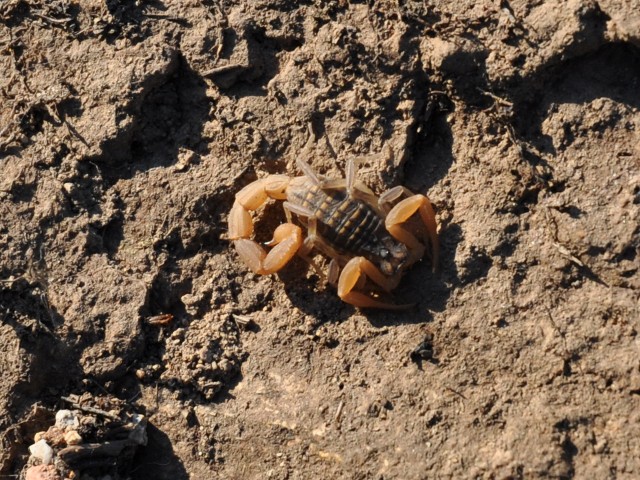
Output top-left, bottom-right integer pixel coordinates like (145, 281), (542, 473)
(283, 203), (326, 280)
(296, 158), (322, 186)
(283, 201), (313, 220)
(319, 160), (383, 218)
(338, 257), (412, 309)
(307, 158), (381, 213)
(346, 157), (356, 193)
(345, 158), (384, 213)
(378, 185), (405, 214)
(327, 259), (341, 286)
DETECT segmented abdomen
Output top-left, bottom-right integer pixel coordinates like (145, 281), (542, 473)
(292, 183), (386, 257)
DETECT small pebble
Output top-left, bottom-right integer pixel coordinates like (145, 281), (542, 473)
(170, 328), (185, 340)
(28, 439), (54, 465)
(55, 410), (79, 430)
(43, 426), (66, 447)
(62, 182), (75, 194)
(64, 430), (82, 445)
(218, 358), (230, 372)
(174, 148), (196, 172)
(25, 464), (61, 480)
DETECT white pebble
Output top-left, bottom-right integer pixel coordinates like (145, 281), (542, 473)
(28, 439), (53, 465)
(55, 410), (79, 429)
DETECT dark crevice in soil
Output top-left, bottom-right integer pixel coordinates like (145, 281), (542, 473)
(405, 92), (455, 192)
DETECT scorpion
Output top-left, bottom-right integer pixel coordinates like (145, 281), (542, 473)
(227, 158), (439, 309)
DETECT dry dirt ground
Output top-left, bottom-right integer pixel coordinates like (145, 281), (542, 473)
(1, 1), (639, 479)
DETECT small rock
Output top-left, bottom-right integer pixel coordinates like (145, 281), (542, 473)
(174, 147), (197, 172)
(170, 328), (185, 340)
(43, 426), (66, 447)
(28, 439), (54, 465)
(55, 410), (79, 430)
(218, 358), (230, 372)
(25, 464), (61, 480)
(47, 425), (65, 448)
(181, 293), (202, 315)
(34, 431), (46, 442)
(64, 430), (82, 445)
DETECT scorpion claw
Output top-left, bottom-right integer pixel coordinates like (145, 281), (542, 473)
(337, 257), (408, 310)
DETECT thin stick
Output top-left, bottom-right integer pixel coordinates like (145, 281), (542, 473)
(60, 396), (121, 421)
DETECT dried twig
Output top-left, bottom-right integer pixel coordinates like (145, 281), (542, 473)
(203, 63), (248, 77)
(60, 396), (121, 422)
(334, 400), (344, 423)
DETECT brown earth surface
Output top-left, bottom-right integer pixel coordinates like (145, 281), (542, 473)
(1, 1), (639, 479)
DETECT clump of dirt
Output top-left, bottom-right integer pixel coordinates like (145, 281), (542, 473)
(1, 0), (638, 478)
(20, 395), (147, 479)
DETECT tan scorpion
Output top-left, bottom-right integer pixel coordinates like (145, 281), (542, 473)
(227, 158), (439, 309)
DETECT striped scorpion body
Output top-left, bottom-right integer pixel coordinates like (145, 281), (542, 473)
(227, 158), (439, 309)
